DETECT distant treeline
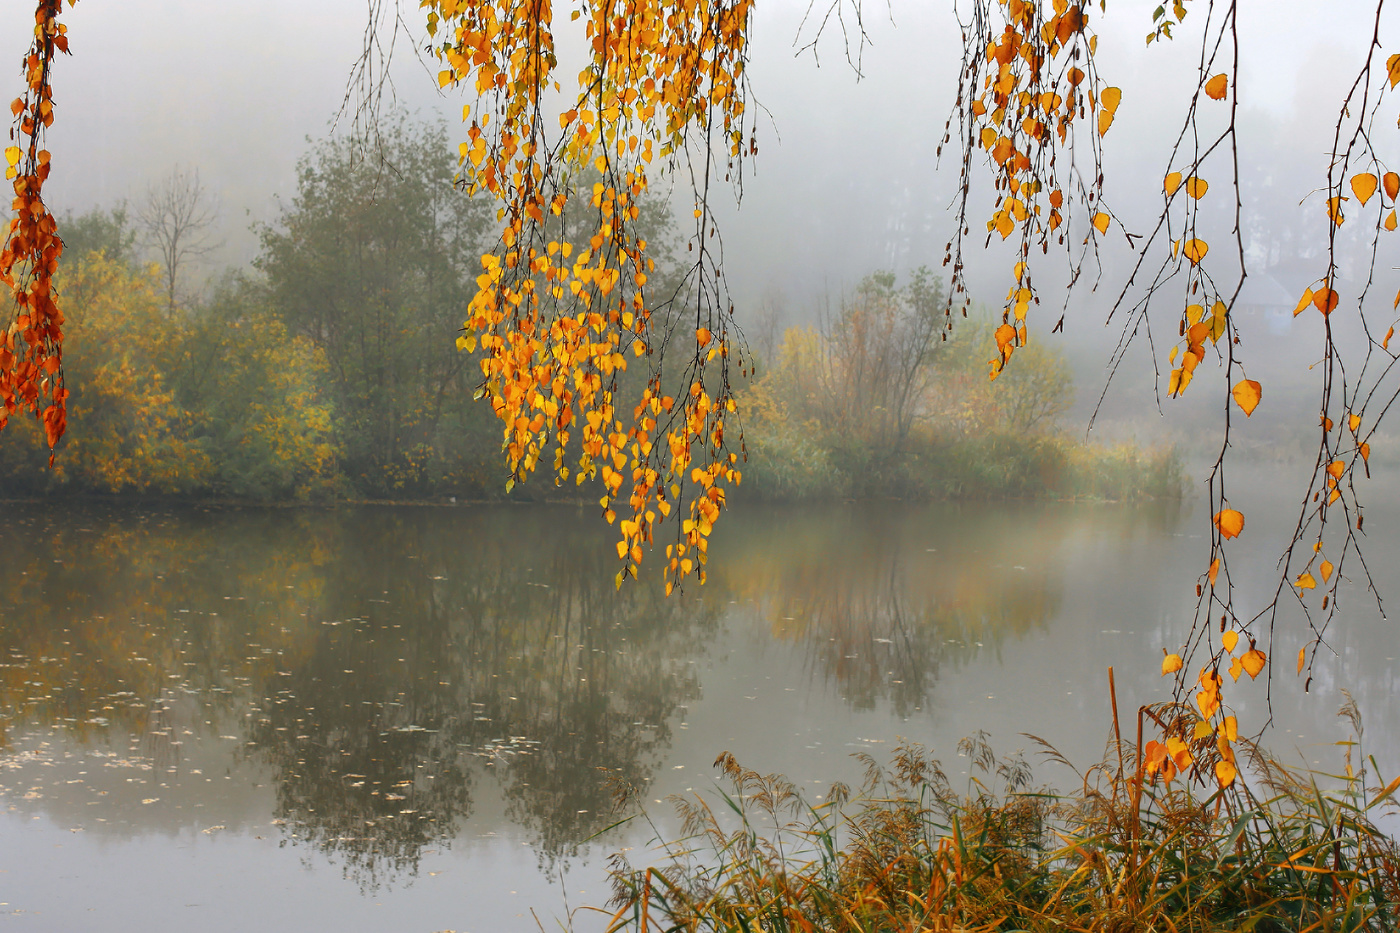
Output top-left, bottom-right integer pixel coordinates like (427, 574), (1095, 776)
(0, 117), (1181, 503)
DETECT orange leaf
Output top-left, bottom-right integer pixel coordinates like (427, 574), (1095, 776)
(1204, 73), (1228, 100)
(1361, 442), (1371, 462)
(1296, 572), (1317, 590)
(1295, 288), (1315, 316)
(1164, 172), (1182, 196)
(1349, 413), (1362, 432)
(1093, 212), (1110, 234)
(1384, 327), (1394, 350)
(1386, 210), (1398, 231)
(1214, 509), (1244, 539)
(1327, 459), (1345, 479)
(1182, 239), (1209, 264)
(1385, 171), (1400, 202)
(696, 327), (711, 346)
(1313, 287), (1339, 315)
(1241, 648), (1266, 679)
(1162, 652), (1183, 675)
(1297, 647), (1306, 674)
(1232, 379), (1261, 416)
(1320, 559), (1334, 583)
(1230, 655), (1245, 681)
(1222, 630), (1238, 653)
(1184, 176), (1208, 200)
(1352, 172), (1379, 206)
(1389, 53), (1400, 88)
(1216, 759), (1238, 788)
(1208, 557), (1221, 587)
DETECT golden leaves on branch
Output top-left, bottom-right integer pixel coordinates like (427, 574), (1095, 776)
(1, 0), (72, 458)
(423, 0), (757, 590)
(1204, 73), (1228, 100)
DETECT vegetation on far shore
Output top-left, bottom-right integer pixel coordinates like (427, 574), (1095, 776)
(0, 120), (1181, 507)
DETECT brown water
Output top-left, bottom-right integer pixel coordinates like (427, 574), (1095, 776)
(1, 488), (1397, 931)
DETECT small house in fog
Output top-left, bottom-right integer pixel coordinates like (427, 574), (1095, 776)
(1234, 272), (1296, 337)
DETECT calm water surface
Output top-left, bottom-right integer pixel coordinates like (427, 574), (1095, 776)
(2, 486), (1398, 931)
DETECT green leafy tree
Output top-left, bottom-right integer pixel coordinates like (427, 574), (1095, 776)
(258, 117), (494, 496)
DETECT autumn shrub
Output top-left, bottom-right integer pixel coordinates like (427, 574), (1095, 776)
(597, 701), (1400, 932)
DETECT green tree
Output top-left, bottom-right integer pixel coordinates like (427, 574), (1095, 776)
(257, 117), (494, 496)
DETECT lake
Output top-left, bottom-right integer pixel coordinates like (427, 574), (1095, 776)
(2, 481), (1398, 930)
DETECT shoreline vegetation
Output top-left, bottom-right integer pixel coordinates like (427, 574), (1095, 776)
(594, 697), (1400, 932)
(0, 120), (1184, 506)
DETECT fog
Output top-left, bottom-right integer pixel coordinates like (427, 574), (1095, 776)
(3, 0), (1397, 444)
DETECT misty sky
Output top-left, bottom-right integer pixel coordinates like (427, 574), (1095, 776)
(2, 0), (1395, 437)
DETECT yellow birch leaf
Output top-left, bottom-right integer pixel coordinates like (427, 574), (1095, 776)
(1295, 288), (1315, 316)
(1297, 647), (1306, 674)
(1214, 509), (1244, 539)
(1194, 719), (1214, 740)
(1327, 459), (1345, 479)
(1296, 572), (1317, 590)
(1165, 172), (1183, 195)
(1182, 239), (1209, 264)
(696, 327), (711, 345)
(1184, 176), (1208, 199)
(1098, 109), (1114, 136)
(1389, 53), (1400, 88)
(1352, 172), (1379, 206)
(1230, 655), (1245, 681)
(1204, 73), (1228, 100)
(1232, 379), (1261, 416)
(1350, 413), (1362, 432)
(1101, 86), (1122, 114)
(1222, 630), (1238, 653)
(1361, 442), (1371, 462)
(1384, 327), (1394, 350)
(1321, 559), (1334, 583)
(1387, 210), (1398, 231)
(1093, 212), (1110, 234)
(1241, 648), (1266, 679)
(1221, 715), (1238, 741)
(1216, 759), (1238, 787)
(1209, 557), (1220, 587)
(1386, 171), (1400, 201)
(1162, 652), (1183, 675)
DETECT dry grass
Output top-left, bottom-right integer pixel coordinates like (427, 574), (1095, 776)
(590, 697), (1400, 932)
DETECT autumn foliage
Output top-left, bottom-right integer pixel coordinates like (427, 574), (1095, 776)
(1, 0), (70, 458)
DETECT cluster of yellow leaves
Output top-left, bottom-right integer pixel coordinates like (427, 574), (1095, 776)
(1166, 299), (1227, 397)
(1143, 713), (1239, 788)
(960, 0), (1117, 380)
(425, 0), (753, 589)
(0, 0), (72, 459)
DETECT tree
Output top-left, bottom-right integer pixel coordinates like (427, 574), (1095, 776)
(136, 166), (219, 312)
(257, 117), (494, 495)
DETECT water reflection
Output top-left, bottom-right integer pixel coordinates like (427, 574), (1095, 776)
(717, 500), (1183, 715)
(0, 498), (1182, 891)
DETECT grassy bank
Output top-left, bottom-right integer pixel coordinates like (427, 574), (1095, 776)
(740, 430), (1185, 503)
(594, 700), (1399, 931)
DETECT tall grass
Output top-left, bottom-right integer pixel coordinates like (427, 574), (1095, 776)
(592, 695), (1400, 932)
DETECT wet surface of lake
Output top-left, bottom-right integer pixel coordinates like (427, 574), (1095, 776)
(2, 486), (1398, 930)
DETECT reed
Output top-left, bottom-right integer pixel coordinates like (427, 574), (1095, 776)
(591, 693), (1400, 932)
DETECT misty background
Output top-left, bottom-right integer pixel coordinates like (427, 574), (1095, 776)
(3, 0), (1396, 460)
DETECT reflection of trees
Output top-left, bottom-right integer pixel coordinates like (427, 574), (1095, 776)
(239, 508), (715, 883)
(716, 501), (1182, 715)
(0, 504), (716, 888)
(0, 506), (322, 754)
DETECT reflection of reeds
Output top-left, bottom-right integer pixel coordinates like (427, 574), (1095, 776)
(599, 701), (1400, 931)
